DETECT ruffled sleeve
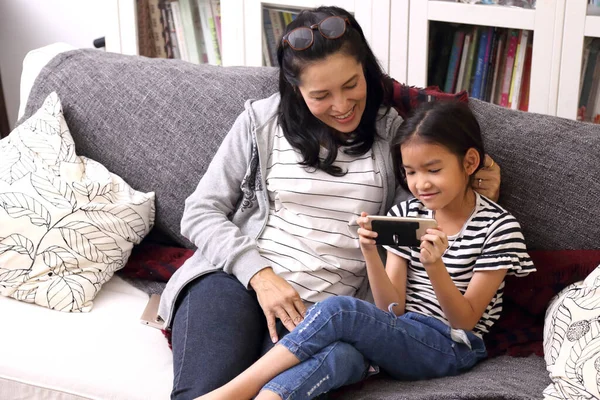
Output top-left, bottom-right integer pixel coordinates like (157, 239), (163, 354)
(473, 213), (535, 277)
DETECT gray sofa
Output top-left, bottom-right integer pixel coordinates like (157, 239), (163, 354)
(18, 48), (600, 399)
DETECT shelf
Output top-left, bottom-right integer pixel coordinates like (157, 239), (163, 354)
(427, 1), (536, 30)
(585, 15), (600, 38)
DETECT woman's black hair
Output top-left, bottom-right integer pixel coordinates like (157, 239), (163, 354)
(277, 6), (393, 176)
(392, 100), (485, 192)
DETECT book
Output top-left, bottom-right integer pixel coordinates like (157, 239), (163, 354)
(137, 0), (157, 58)
(428, 23), (454, 89)
(499, 29), (519, 107)
(158, 1), (176, 58)
(210, 0), (222, 57)
(197, 0), (221, 65)
(456, 31), (472, 92)
(471, 26), (493, 99)
(176, 0), (204, 63)
(148, 0), (168, 58)
(268, 9), (286, 45)
(579, 37), (594, 98)
(490, 29), (506, 104)
(262, 26), (272, 66)
(518, 41), (533, 111)
(282, 12), (294, 26)
(170, 1), (189, 61)
(481, 27), (497, 102)
(263, 8), (277, 66)
(165, 1), (182, 59)
(509, 30), (528, 109)
(578, 39), (600, 115)
(585, 51), (600, 121)
(444, 29), (466, 93)
(463, 26), (480, 94)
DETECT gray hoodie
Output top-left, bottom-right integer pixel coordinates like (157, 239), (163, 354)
(158, 93), (405, 327)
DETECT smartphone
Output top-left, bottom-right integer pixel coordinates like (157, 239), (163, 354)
(367, 215), (438, 247)
(140, 294), (164, 329)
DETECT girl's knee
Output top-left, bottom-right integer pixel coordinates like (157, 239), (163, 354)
(317, 296), (362, 313)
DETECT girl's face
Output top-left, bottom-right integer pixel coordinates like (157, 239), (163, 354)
(401, 140), (477, 211)
(297, 52), (367, 135)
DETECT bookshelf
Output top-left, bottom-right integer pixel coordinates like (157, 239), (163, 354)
(240, 0), (394, 74)
(406, 0), (565, 115)
(556, 0), (600, 121)
(110, 0), (225, 65)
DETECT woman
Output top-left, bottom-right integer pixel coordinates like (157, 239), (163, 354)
(158, 6), (501, 399)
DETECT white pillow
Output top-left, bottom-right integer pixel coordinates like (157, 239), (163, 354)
(0, 92), (155, 312)
(543, 264), (600, 399)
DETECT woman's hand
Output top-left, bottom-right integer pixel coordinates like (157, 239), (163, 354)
(420, 228), (448, 266)
(473, 155), (501, 202)
(249, 267), (306, 343)
(356, 212), (378, 254)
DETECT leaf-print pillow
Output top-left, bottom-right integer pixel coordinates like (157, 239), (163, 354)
(543, 264), (600, 399)
(0, 92), (155, 312)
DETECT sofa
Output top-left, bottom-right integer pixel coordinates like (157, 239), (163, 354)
(1, 43), (599, 400)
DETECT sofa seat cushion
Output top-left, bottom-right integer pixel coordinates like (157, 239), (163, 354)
(0, 275), (172, 400)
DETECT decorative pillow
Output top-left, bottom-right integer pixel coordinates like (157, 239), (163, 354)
(0, 92), (155, 312)
(543, 264), (600, 399)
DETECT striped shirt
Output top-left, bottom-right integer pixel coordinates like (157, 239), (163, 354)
(257, 130), (383, 303)
(384, 192), (535, 337)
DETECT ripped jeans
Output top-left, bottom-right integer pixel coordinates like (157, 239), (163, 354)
(262, 296), (487, 400)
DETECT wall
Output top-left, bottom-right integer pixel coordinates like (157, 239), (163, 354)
(0, 0), (112, 128)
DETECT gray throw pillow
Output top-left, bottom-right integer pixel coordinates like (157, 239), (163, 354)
(470, 98), (600, 250)
(21, 50), (279, 248)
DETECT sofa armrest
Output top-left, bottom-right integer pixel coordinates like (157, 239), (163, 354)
(18, 42), (77, 120)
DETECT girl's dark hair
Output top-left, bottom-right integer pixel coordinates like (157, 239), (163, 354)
(277, 6), (393, 176)
(392, 100), (485, 191)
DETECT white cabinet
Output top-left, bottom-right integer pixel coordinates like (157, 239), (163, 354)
(405, 0), (565, 116)
(556, 0), (600, 120)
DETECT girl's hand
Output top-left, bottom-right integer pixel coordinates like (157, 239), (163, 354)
(356, 212), (378, 253)
(420, 227), (448, 266)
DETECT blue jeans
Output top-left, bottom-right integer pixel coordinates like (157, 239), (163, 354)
(170, 271), (288, 399)
(263, 296), (487, 399)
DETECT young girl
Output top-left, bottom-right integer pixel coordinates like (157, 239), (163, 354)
(198, 100), (535, 400)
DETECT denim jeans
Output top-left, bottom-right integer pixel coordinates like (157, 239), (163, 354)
(170, 271), (288, 399)
(263, 296), (487, 400)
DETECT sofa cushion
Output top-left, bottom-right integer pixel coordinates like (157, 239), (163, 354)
(543, 264), (600, 399)
(0, 92), (154, 312)
(20, 49), (280, 248)
(470, 99), (600, 251)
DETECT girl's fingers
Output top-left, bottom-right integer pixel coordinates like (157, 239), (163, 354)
(357, 227), (377, 238)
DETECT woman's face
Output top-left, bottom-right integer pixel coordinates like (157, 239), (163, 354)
(297, 52), (367, 135)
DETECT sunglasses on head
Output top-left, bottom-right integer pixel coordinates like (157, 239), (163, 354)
(281, 16), (351, 51)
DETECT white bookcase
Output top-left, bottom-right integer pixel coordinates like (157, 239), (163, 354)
(556, 0), (600, 120)
(236, 0), (395, 75)
(108, 0), (400, 74)
(406, 0), (565, 116)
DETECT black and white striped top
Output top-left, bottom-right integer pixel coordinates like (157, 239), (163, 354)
(257, 131), (384, 303)
(384, 193), (535, 337)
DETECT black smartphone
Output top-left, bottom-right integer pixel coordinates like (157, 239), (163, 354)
(367, 216), (438, 247)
